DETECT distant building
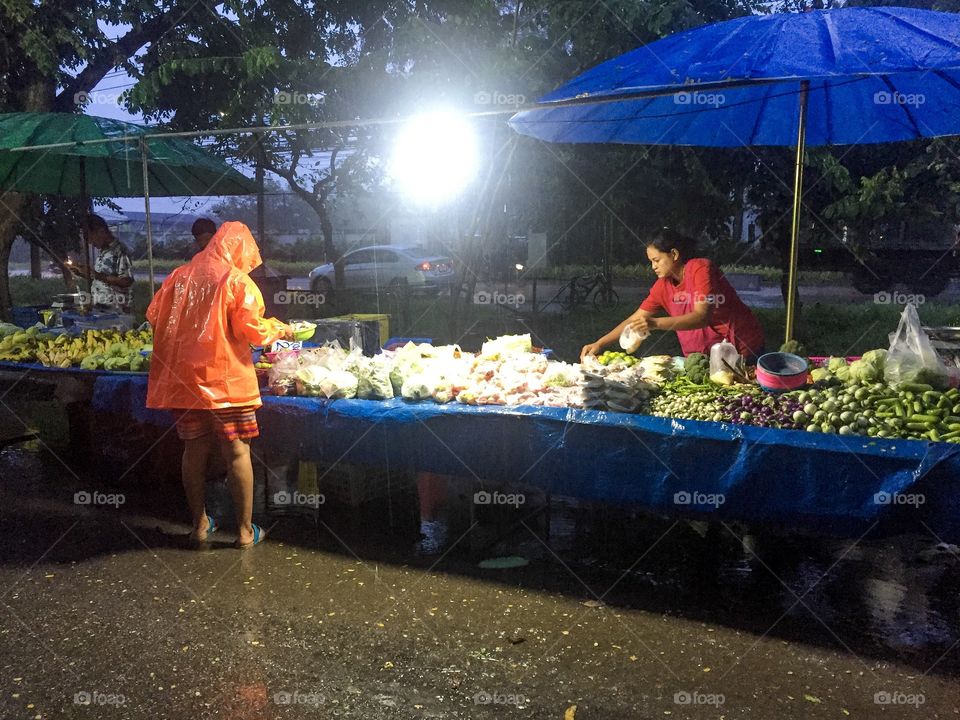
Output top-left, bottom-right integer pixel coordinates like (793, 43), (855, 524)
(109, 211), (206, 247)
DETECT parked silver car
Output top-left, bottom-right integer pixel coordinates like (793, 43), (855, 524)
(308, 245), (456, 294)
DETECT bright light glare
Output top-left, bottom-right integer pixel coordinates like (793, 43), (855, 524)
(391, 111), (478, 206)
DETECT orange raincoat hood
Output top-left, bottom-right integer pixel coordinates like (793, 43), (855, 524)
(145, 222), (287, 411)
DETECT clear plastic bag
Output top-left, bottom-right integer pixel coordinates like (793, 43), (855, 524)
(884, 303), (950, 389)
(709, 340), (740, 385)
(268, 350), (301, 396)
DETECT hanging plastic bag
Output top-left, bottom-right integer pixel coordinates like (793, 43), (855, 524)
(619, 325), (648, 354)
(709, 340), (741, 386)
(884, 303), (950, 389)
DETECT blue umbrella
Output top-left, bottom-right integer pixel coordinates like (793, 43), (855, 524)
(510, 6), (960, 341)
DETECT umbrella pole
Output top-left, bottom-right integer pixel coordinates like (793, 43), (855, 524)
(80, 157), (92, 296)
(784, 80), (809, 345)
(140, 137), (156, 296)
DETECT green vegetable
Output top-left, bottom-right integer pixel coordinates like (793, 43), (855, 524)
(827, 357), (848, 373)
(810, 367), (831, 383)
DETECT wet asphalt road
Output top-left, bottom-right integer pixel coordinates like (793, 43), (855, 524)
(1, 445), (959, 719)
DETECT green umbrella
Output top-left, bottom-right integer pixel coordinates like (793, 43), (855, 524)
(0, 112), (256, 196)
(0, 112), (258, 293)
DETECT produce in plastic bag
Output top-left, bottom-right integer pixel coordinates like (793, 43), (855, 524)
(709, 340), (741, 385)
(355, 355), (394, 400)
(318, 369), (358, 399)
(294, 365), (329, 396)
(619, 325), (648, 354)
(401, 373), (433, 400)
(480, 333), (532, 360)
(268, 350), (301, 395)
(884, 303), (950, 389)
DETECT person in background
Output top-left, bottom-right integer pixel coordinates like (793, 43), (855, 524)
(581, 228), (765, 361)
(75, 214), (134, 310)
(146, 222), (292, 548)
(191, 218), (217, 250)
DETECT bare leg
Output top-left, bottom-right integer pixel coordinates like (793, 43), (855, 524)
(182, 435), (213, 540)
(221, 438), (255, 545)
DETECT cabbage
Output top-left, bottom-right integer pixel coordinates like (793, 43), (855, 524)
(827, 356), (848, 373)
(810, 367), (833, 383)
(861, 348), (887, 368)
(846, 349), (887, 384)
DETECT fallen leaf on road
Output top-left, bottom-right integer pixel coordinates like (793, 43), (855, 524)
(565, 704), (577, 719)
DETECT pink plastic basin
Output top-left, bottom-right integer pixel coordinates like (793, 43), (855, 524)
(756, 352), (809, 392)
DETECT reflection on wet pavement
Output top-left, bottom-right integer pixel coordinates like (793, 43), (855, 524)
(1, 447), (958, 718)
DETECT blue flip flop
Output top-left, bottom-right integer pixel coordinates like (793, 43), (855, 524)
(236, 523), (267, 549)
(189, 514), (218, 546)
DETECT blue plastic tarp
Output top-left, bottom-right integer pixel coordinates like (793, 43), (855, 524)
(509, 7), (960, 147)
(5, 364), (957, 539)
(75, 370), (960, 542)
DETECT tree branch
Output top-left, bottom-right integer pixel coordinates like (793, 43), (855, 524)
(54, 2), (196, 111)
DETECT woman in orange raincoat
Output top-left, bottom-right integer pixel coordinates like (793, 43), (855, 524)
(146, 221), (290, 548)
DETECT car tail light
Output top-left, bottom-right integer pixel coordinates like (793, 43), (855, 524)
(416, 261), (433, 271)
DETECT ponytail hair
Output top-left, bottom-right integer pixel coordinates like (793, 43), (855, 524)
(647, 228), (696, 263)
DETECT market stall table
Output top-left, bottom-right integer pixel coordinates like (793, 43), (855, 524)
(3, 362), (958, 541)
(62, 367), (960, 543)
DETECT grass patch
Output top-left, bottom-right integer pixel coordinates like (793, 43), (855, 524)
(528, 263), (844, 286)
(331, 296), (960, 363)
(131, 258), (845, 286)
(14, 276), (956, 363)
(132, 259), (319, 276)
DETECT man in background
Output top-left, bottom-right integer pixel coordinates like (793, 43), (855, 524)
(191, 218), (217, 250)
(75, 214), (134, 311)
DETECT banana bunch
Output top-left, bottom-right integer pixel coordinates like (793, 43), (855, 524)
(35, 333), (89, 367)
(0, 325), (154, 371)
(0, 325), (54, 362)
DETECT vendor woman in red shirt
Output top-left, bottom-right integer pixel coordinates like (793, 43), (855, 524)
(581, 229), (765, 361)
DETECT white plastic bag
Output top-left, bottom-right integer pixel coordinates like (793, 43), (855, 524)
(619, 325), (648, 353)
(884, 303), (950, 389)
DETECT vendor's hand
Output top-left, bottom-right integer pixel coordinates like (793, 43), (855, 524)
(71, 265), (92, 279)
(283, 324), (296, 341)
(625, 316), (657, 334)
(580, 341), (604, 362)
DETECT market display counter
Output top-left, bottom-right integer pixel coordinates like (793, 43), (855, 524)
(4, 362), (960, 542)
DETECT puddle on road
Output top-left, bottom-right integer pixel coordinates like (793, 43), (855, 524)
(4, 445), (959, 677)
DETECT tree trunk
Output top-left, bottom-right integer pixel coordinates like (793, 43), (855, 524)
(0, 194), (29, 320)
(0, 73), (54, 318)
(30, 242), (41, 279)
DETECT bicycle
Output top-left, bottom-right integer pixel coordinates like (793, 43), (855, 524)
(545, 271), (620, 312)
